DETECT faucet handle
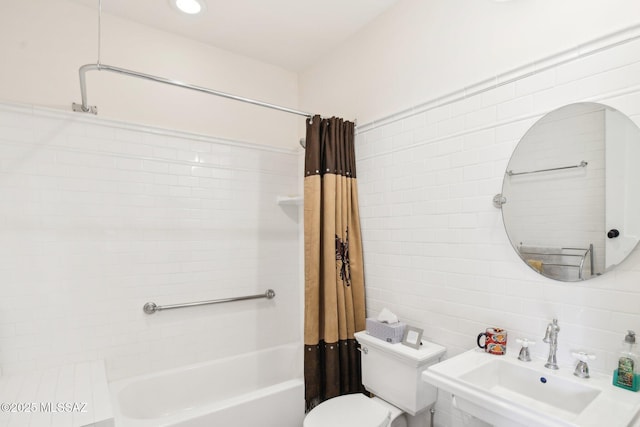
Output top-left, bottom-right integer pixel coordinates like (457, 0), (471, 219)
(572, 351), (596, 378)
(572, 351), (596, 362)
(517, 338), (536, 362)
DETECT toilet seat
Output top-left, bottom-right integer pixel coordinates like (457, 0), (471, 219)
(304, 393), (390, 427)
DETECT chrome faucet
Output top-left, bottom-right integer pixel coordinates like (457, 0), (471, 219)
(543, 318), (560, 370)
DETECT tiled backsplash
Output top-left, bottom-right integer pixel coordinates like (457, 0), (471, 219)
(0, 104), (301, 380)
(356, 34), (640, 378)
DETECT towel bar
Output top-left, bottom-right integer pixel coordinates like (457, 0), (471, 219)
(506, 160), (587, 177)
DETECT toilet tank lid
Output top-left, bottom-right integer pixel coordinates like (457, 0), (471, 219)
(304, 394), (390, 427)
(355, 330), (446, 366)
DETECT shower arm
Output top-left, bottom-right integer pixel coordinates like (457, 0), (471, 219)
(72, 62), (314, 119)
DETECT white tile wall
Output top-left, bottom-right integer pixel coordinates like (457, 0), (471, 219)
(356, 36), (640, 426)
(0, 104), (301, 381)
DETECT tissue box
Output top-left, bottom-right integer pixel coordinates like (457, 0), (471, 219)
(366, 318), (406, 344)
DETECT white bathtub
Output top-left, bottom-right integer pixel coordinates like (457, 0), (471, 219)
(109, 344), (305, 427)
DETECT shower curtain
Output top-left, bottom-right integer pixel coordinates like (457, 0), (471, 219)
(304, 115), (366, 410)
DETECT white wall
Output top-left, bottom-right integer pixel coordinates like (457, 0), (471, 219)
(299, 0), (640, 124)
(0, 103), (301, 380)
(0, 0), (300, 149)
(0, 0), (308, 383)
(353, 33), (640, 426)
(299, 3), (640, 424)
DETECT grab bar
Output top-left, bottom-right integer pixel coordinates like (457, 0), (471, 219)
(507, 160), (587, 177)
(143, 289), (276, 314)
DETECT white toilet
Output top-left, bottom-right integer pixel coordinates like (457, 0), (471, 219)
(304, 330), (446, 427)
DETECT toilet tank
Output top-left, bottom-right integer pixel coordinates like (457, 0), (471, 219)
(355, 330), (446, 415)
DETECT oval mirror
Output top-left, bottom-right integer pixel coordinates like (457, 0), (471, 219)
(501, 102), (640, 281)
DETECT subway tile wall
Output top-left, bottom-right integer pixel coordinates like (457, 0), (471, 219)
(0, 104), (301, 380)
(355, 36), (640, 425)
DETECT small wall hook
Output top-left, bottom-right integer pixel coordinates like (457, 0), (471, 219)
(493, 193), (506, 209)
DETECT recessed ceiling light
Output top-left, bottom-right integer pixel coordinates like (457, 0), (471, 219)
(173, 0), (204, 15)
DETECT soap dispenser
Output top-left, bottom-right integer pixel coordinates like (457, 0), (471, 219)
(613, 330), (640, 391)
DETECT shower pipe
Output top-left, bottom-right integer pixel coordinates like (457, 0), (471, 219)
(143, 289), (276, 314)
(72, 63), (313, 119)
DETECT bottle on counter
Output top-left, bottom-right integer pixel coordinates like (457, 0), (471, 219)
(613, 330), (640, 391)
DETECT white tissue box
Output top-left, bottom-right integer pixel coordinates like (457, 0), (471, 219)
(366, 318), (406, 344)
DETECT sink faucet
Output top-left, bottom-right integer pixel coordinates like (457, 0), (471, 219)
(543, 318), (560, 370)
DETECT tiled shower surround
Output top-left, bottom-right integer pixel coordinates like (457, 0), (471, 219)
(355, 31), (640, 422)
(0, 104), (300, 380)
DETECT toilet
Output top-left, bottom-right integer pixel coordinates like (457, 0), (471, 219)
(304, 330), (446, 427)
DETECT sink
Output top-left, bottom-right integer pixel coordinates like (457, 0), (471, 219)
(461, 359), (600, 420)
(423, 349), (640, 427)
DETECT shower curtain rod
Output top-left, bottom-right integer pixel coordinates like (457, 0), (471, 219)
(72, 63), (314, 119)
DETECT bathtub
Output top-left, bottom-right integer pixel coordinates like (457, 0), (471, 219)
(109, 344), (305, 427)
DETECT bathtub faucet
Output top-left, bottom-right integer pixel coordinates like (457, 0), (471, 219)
(543, 318), (560, 370)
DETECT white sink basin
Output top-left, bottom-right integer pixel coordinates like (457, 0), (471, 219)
(423, 349), (640, 427)
(461, 359), (600, 420)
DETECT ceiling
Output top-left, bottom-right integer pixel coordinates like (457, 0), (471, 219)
(73, 0), (399, 71)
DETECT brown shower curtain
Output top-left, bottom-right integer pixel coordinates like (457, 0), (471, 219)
(304, 115), (366, 411)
